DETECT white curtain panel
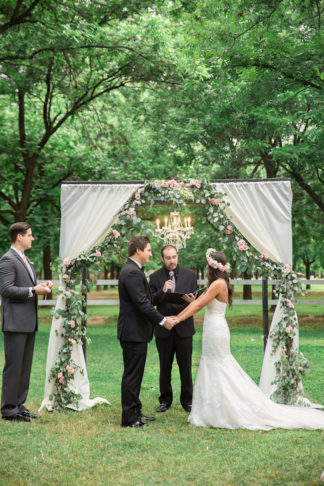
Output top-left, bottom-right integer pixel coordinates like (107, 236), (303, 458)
(39, 292), (110, 411)
(211, 180), (308, 404)
(212, 180), (292, 264)
(60, 183), (142, 260)
(41, 183), (141, 411)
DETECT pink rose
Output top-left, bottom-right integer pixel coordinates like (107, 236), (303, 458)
(209, 198), (219, 205)
(225, 225), (233, 234)
(62, 274), (69, 280)
(58, 372), (63, 379)
(63, 258), (71, 266)
(285, 325), (293, 333)
(95, 250), (101, 257)
(238, 239), (248, 251)
(59, 376), (64, 383)
(68, 338), (76, 344)
(261, 253), (268, 261)
(66, 365), (75, 375)
(112, 229), (120, 239)
(127, 208), (136, 217)
(284, 263), (291, 273)
(286, 299), (294, 308)
(298, 366), (302, 371)
(135, 192), (141, 200)
(68, 320), (75, 328)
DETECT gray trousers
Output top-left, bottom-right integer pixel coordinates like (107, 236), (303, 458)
(1, 332), (35, 417)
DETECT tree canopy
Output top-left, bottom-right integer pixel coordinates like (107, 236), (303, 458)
(0, 0), (323, 274)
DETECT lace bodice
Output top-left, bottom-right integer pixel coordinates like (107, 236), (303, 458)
(205, 299), (227, 317)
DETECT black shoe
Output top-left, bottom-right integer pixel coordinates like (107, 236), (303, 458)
(183, 404), (192, 412)
(2, 414), (30, 422)
(122, 420), (148, 428)
(156, 403), (170, 413)
(20, 410), (40, 419)
(139, 412), (156, 422)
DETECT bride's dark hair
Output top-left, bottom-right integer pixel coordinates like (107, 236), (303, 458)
(206, 250), (233, 306)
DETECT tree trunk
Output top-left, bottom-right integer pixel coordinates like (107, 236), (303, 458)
(303, 258), (313, 290)
(270, 284), (278, 311)
(43, 244), (52, 299)
(103, 267), (108, 290)
(243, 271), (252, 300)
(259, 150), (279, 178)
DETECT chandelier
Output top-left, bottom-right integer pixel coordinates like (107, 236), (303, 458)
(155, 211), (194, 250)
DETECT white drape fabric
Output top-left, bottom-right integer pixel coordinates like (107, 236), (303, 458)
(211, 180), (292, 264)
(211, 180), (307, 404)
(39, 290), (110, 411)
(42, 179), (305, 411)
(40, 183), (141, 411)
(60, 183), (141, 260)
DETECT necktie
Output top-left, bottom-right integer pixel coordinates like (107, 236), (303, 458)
(169, 271), (176, 293)
(22, 254), (35, 281)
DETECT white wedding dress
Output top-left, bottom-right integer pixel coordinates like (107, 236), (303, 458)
(188, 299), (324, 430)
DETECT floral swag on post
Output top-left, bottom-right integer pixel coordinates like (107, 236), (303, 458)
(50, 179), (308, 409)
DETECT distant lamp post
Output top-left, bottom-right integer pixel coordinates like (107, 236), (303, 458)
(155, 211), (194, 250)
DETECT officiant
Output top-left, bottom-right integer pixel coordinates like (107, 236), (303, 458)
(149, 245), (198, 413)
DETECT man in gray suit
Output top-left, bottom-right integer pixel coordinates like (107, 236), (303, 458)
(0, 222), (53, 422)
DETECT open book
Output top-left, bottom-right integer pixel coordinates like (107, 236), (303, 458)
(164, 287), (207, 304)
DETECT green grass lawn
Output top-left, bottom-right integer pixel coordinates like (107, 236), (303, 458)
(1, 306), (324, 486)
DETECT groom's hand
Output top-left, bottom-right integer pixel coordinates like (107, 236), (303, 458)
(164, 316), (176, 330)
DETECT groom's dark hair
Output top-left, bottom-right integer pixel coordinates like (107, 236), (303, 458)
(9, 222), (31, 243)
(128, 236), (150, 256)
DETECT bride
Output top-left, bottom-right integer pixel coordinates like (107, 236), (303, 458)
(172, 249), (324, 430)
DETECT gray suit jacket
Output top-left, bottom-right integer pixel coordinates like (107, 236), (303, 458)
(0, 248), (38, 333)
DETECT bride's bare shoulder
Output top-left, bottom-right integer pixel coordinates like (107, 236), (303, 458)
(208, 279), (227, 293)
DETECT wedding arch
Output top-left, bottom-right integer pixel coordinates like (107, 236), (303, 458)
(40, 178), (310, 412)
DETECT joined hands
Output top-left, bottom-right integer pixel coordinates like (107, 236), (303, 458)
(163, 316), (179, 330)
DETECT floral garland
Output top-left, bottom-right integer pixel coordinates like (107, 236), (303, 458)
(206, 248), (231, 272)
(49, 178), (308, 409)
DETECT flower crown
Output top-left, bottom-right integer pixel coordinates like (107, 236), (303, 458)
(206, 248), (231, 273)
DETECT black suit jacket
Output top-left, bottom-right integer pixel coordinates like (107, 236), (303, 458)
(149, 265), (197, 338)
(0, 248), (38, 333)
(117, 259), (164, 342)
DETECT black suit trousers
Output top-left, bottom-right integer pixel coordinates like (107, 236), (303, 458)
(120, 340), (147, 425)
(156, 330), (193, 408)
(1, 331), (35, 417)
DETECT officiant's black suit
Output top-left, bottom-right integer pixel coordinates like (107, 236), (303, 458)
(149, 265), (197, 410)
(118, 258), (164, 426)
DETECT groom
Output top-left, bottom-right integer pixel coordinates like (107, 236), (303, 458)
(118, 236), (175, 428)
